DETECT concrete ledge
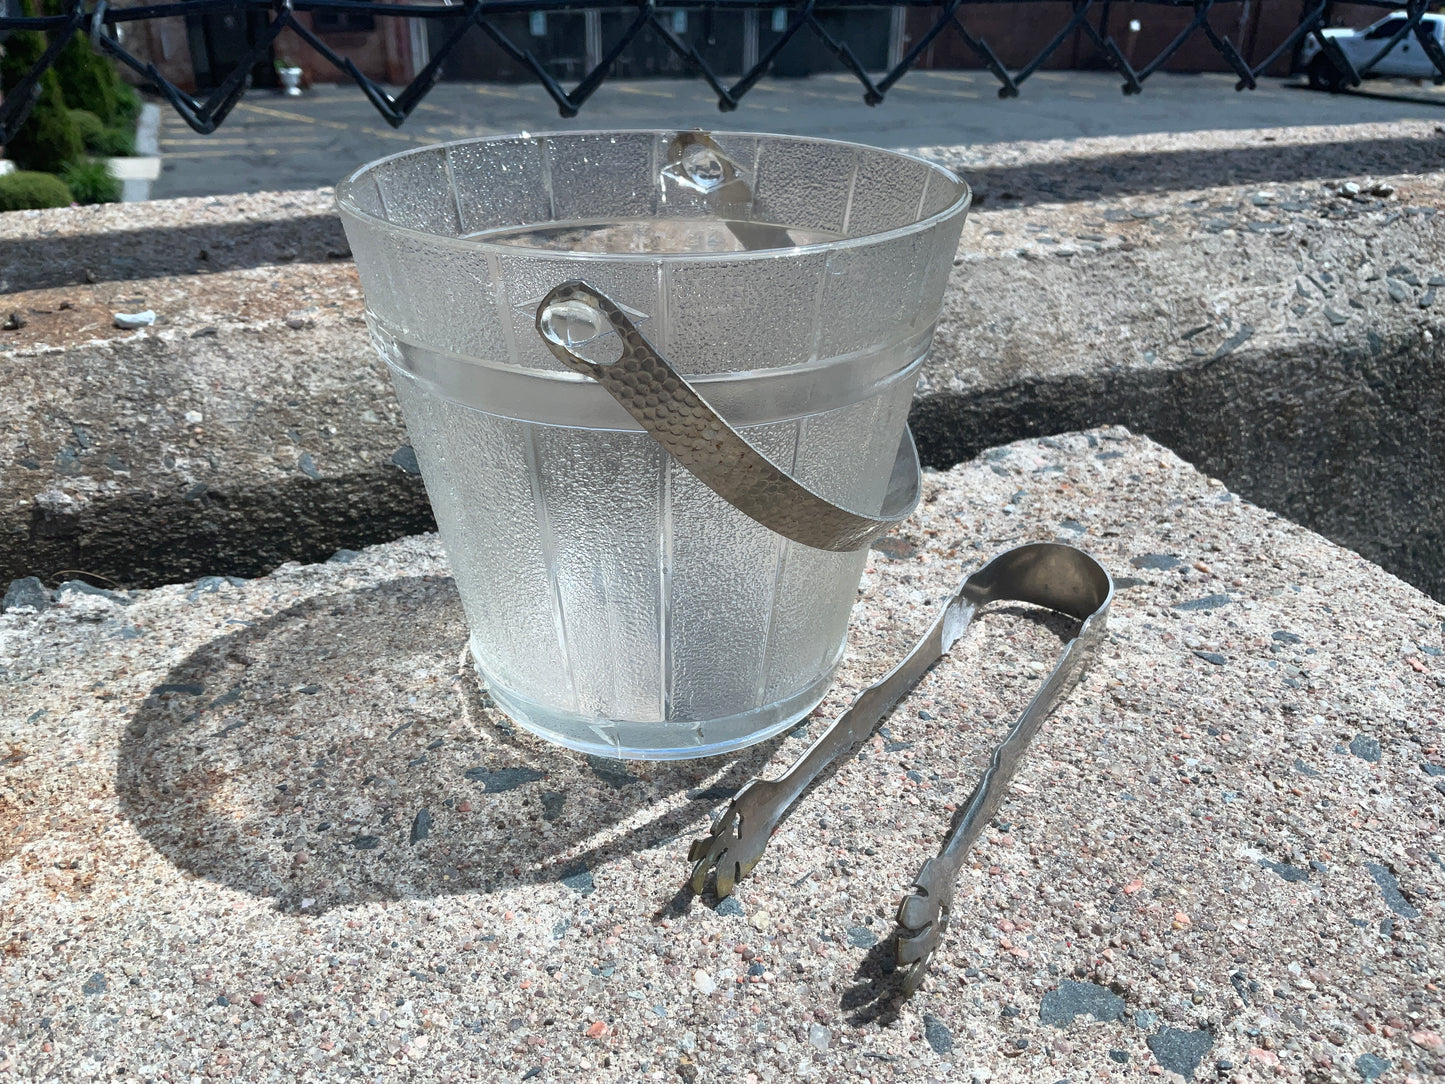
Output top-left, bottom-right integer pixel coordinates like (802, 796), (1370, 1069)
(1, 429), (1440, 1081)
(2, 120), (1443, 600)
(0, 282), (429, 586)
(917, 167), (1445, 601)
(0, 188), (346, 294)
(915, 119), (1445, 208)
(107, 157), (161, 182)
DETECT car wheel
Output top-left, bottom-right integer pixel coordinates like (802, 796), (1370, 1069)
(1307, 54), (1343, 91)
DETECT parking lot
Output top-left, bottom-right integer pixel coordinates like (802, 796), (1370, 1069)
(152, 69), (1445, 198)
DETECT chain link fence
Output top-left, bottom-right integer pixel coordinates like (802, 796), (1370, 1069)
(2, 0), (1443, 142)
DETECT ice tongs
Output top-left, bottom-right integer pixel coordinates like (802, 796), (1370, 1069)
(687, 542), (1113, 996)
(530, 278), (1112, 998)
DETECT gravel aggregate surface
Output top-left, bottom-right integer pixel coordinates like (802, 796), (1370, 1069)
(2, 428), (1443, 1083)
(915, 118), (1445, 203)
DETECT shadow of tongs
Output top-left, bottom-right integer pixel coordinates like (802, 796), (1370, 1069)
(687, 541), (1113, 996)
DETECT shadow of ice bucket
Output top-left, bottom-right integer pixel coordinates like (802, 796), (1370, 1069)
(336, 130), (970, 761)
(115, 574), (781, 913)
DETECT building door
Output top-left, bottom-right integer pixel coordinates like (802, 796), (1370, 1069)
(596, 7), (748, 77)
(185, 4), (277, 89)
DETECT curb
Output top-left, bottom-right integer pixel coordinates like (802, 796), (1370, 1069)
(117, 103), (162, 202)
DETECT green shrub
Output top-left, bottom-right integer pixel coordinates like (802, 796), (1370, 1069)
(90, 124), (135, 157)
(35, 0), (139, 128)
(67, 108), (134, 156)
(60, 158), (120, 205)
(0, 170), (75, 211)
(68, 107), (105, 145)
(114, 81), (142, 127)
(0, 31), (85, 173)
(53, 32), (118, 123)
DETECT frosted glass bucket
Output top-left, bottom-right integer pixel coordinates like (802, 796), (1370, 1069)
(336, 131), (970, 760)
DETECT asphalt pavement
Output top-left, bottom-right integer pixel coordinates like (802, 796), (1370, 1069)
(152, 69), (1445, 199)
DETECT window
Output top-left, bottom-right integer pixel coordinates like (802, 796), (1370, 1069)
(1364, 16), (1408, 41)
(312, 5), (376, 33)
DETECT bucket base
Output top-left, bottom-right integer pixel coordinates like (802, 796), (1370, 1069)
(472, 640), (840, 761)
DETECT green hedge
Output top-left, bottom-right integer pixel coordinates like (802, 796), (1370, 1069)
(53, 29), (119, 123)
(68, 107), (135, 157)
(68, 108), (105, 145)
(0, 170), (76, 211)
(115, 82), (142, 126)
(3, 0), (139, 171)
(89, 124), (136, 157)
(35, 0), (140, 128)
(0, 31), (85, 173)
(60, 159), (121, 205)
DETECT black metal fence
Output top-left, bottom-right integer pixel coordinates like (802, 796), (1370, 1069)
(2, 0), (1443, 142)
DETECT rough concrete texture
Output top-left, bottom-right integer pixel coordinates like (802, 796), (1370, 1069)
(917, 167), (1445, 602)
(916, 118), (1445, 208)
(0, 190), (390, 591)
(2, 119), (1443, 597)
(2, 429), (1442, 1083)
(0, 189), (346, 294)
(0, 265), (428, 588)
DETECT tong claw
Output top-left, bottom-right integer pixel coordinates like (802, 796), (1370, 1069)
(687, 780), (786, 897)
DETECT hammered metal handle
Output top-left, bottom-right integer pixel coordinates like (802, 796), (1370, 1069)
(533, 279), (920, 553)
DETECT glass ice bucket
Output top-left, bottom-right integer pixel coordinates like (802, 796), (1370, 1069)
(336, 131), (970, 760)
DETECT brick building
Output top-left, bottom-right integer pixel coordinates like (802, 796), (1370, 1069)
(110, 1), (1392, 92)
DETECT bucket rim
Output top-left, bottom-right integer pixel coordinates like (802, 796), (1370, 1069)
(334, 128), (971, 264)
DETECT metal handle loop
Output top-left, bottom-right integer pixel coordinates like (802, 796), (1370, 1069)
(533, 279), (920, 553)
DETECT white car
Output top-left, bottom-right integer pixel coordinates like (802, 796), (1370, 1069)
(1301, 11), (1445, 89)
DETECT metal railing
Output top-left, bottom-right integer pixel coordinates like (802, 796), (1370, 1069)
(2, 0), (1443, 142)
